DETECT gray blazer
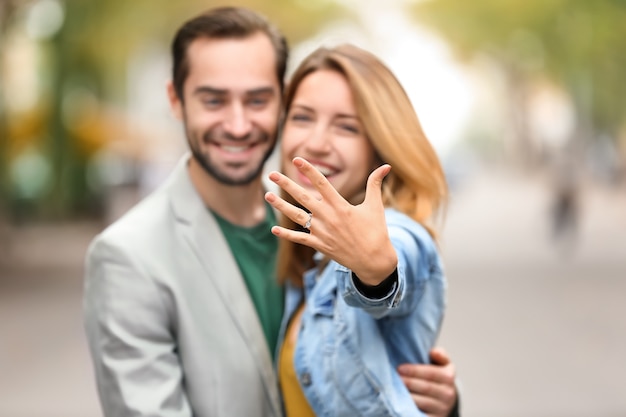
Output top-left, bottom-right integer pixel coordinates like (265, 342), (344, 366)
(83, 156), (282, 417)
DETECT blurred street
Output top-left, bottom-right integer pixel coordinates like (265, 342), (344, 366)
(1, 166), (625, 417)
(439, 167), (626, 417)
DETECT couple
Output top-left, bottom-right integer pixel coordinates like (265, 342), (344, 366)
(83, 6), (457, 417)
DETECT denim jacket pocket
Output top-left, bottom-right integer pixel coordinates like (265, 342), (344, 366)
(308, 291), (335, 317)
(329, 309), (396, 417)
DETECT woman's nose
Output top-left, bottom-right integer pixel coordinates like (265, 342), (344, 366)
(305, 125), (332, 153)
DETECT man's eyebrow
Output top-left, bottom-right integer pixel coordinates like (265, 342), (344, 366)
(246, 87), (276, 96)
(193, 86), (227, 96)
(192, 86), (276, 96)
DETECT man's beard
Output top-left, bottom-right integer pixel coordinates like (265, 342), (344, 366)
(188, 130), (276, 186)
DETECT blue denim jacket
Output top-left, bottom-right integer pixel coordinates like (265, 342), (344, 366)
(277, 208), (447, 417)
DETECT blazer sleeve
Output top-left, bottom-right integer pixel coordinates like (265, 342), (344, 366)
(83, 237), (192, 417)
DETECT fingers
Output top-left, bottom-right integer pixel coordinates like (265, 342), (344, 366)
(290, 157), (342, 205)
(364, 164), (391, 207)
(400, 370), (457, 417)
(429, 347), (451, 367)
(266, 159), (392, 256)
(397, 362), (455, 385)
(407, 393), (453, 417)
(270, 158), (389, 211)
(367, 164), (392, 190)
(400, 372), (456, 400)
(268, 224), (314, 245)
(265, 191), (316, 246)
(268, 169), (319, 212)
(292, 157), (328, 190)
(397, 353), (458, 417)
(264, 191), (311, 229)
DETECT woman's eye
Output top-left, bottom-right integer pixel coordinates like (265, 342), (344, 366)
(339, 124), (359, 134)
(290, 113), (311, 122)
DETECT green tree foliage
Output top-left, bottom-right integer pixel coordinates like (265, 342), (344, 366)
(0, 0), (21, 215)
(78, 0), (343, 100)
(1, 0), (343, 220)
(411, 0), (626, 143)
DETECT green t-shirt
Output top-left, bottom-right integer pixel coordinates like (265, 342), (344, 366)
(211, 205), (284, 358)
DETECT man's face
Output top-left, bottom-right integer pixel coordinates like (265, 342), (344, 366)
(169, 33), (281, 186)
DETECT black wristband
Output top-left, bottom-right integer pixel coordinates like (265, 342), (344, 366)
(352, 268), (398, 299)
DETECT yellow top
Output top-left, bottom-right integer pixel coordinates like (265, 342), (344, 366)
(278, 304), (316, 417)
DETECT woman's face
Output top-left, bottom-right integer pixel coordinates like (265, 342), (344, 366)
(281, 69), (377, 204)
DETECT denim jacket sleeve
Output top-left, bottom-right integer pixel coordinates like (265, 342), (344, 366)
(337, 209), (440, 320)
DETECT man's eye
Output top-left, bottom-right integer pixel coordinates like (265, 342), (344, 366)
(248, 98), (268, 107)
(202, 98), (223, 107)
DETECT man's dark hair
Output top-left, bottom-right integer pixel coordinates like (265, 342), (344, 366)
(171, 6), (289, 100)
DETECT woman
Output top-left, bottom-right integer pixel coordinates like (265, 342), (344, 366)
(264, 44), (449, 417)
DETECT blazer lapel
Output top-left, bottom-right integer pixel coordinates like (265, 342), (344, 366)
(165, 155), (281, 413)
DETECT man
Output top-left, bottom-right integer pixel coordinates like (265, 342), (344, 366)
(83, 7), (459, 417)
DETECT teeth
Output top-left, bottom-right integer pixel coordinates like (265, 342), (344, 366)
(312, 164), (335, 176)
(221, 145), (249, 153)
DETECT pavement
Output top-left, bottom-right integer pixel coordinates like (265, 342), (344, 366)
(0, 166), (625, 417)
(438, 168), (626, 417)
(0, 221), (102, 417)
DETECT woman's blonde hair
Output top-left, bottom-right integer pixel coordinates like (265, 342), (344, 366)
(277, 44), (448, 286)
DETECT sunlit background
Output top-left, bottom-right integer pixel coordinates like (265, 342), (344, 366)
(1, 0), (625, 416)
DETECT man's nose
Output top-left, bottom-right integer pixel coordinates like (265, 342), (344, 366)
(223, 102), (252, 138)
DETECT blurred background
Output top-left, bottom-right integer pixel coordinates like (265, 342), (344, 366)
(1, 0), (625, 416)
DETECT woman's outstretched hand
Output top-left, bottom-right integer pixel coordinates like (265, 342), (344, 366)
(264, 157), (397, 286)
